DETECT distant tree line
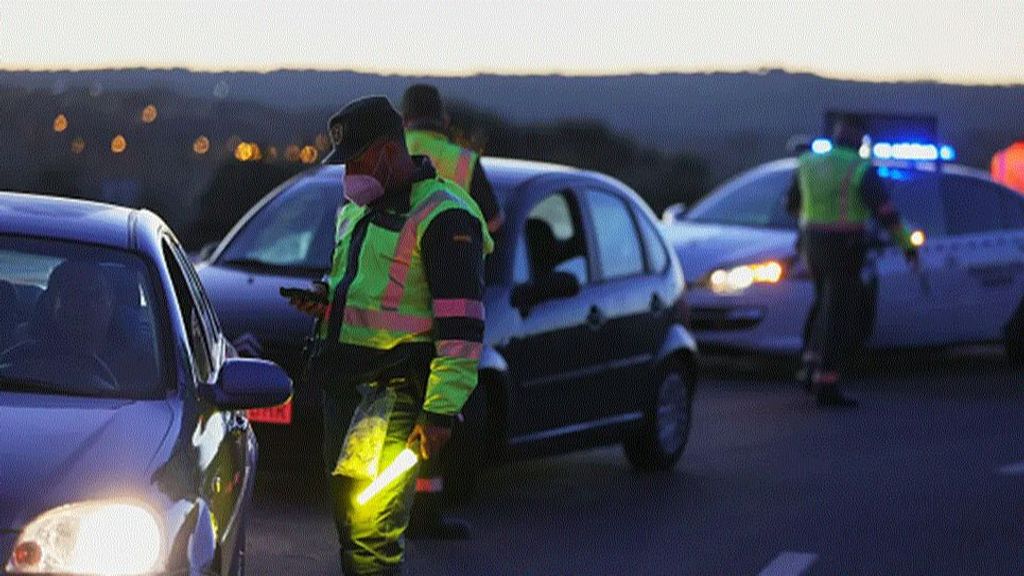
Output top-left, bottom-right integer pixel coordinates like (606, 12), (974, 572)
(0, 86), (712, 250)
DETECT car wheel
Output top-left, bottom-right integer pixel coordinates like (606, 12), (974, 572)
(624, 355), (695, 471)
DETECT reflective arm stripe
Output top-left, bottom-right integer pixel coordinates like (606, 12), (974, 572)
(380, 192), (448, 311)
(343, 307), (433, 333)
(433, 298), (485, 321)
(436, 339), (483, 360)
(454, 150), (473, 186)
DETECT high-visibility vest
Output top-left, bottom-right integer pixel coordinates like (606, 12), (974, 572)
(406, 130), (478, 192)
(992, 142), (1024, 195)
(321, 178), (494, 414)
(797, 148), (872, 230)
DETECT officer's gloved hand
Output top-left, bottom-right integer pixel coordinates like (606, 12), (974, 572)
(407, 421), (452, 460)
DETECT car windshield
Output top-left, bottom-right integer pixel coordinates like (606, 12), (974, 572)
(0, 235), (168, 399)
(217, 179), (343, 276)
(684, 167), (797, 229)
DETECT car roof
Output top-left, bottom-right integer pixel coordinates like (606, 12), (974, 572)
(0, 191), (164, 253)
(479, 157), (585, 192)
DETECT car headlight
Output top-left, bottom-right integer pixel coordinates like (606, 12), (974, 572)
(705, 260), (785, 294)
(6, 501), (164, 575)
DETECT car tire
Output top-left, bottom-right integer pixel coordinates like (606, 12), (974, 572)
(624, 355), (695, 472)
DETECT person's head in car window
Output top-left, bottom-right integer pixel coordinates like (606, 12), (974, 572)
(47, 261), (115, 354)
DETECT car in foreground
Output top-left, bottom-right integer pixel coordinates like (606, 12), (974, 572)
(0, 192), (291, 575)
(197, 158), (698, 482)
(662, 157), (1024, 358)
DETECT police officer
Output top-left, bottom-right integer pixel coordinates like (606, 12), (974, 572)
(290, 96), (492, 575)
(787, 114), (918, 408)
(401, 84), (505, 234)
(399, 83), (499, 540)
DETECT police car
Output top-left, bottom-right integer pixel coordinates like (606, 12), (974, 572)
(663, 140), (1024, 358)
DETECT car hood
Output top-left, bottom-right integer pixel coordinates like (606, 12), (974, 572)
(662, 221), (798, 282)
(0, 392), (175, 530)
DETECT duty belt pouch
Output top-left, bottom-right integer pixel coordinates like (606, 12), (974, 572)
(332, 383), (397, 479)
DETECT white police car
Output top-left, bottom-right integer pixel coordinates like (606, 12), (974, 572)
(664, 142), (1024, 359)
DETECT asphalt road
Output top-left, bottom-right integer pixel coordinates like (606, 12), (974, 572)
(247, 347), (1024, 576)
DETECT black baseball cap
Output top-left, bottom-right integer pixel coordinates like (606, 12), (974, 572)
(401, 84), (445, 124)
(322, 96), (404, 165)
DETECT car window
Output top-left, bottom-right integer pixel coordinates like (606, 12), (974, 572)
(636, 208), (670, 274)
(522, 191), (590, 285)
(585, 190), (645, 280)
(218, 179), (342, 274)
(0, 235), (168, 399)
(887, 173), (947, 237)
(942, 175), (1003, 235)
(169, 239), (223, 369)
(686, 168), (797, 229)
(164, 242), (213, 382)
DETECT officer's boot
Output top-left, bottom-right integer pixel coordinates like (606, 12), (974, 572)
(406, 477), (473, 540)
(813, 370), (858, 408)
(796, 351), (819, 394)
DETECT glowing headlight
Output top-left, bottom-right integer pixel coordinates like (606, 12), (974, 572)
(6, 501), (164, 575)
(910, 230), (926, 248)
(708, 261), (784, 294)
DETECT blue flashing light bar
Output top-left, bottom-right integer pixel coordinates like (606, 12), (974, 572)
(811, 138), (832, 154)
(811, 138), (956, 163)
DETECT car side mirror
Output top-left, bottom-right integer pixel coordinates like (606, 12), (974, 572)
(511, 271), (581, 314)
(200, 358), (293, 410)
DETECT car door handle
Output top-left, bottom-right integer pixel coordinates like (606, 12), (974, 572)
(586, 306), (606, 331)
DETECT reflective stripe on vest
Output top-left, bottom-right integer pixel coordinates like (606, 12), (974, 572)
(406, 130), (478, 191)
(325, 178), (491, 351)
(379, 191), (449, 311)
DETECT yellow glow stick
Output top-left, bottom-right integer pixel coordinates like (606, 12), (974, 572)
(355, 448), (419, 506)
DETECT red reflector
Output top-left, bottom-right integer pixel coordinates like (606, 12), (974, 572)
(247, 399), (293, 425)
(13, 541), (42, 567)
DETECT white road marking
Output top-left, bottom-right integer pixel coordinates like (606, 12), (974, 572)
(997, 461), (1024, 475)
(757, 552), (819, 576)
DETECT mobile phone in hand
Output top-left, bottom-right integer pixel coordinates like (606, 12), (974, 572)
(279, 286), (328, 304)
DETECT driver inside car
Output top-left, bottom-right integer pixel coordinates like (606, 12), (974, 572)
(0, 260), (120, 395)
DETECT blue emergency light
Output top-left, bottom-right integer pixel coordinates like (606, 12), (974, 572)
(811, 138), (956, 163)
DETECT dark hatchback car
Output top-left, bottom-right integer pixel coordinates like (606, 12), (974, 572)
(197, 158), (698, 483)
(0, 193), (291, 575)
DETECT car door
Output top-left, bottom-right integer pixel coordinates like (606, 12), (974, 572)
(870, 173), (963, 347)
(578, 186), (664, 421)
(940, 176), (1024, 340)
(163, 238), (248, 554)
(501, 187), (604, 437)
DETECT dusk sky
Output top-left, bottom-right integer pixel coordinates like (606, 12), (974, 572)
(3, 1), (1023, 84)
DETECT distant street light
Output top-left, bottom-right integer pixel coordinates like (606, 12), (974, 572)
(71, 137), (86, 155)
(111, 135), (127, 154)
(300, 145), (318, 165)
(53, 114), (68, 133)
(141, 105), (158, 124)
(193, 136), (211, 155)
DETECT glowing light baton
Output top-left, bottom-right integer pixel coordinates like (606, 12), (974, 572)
(355, 448), (419, 506)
